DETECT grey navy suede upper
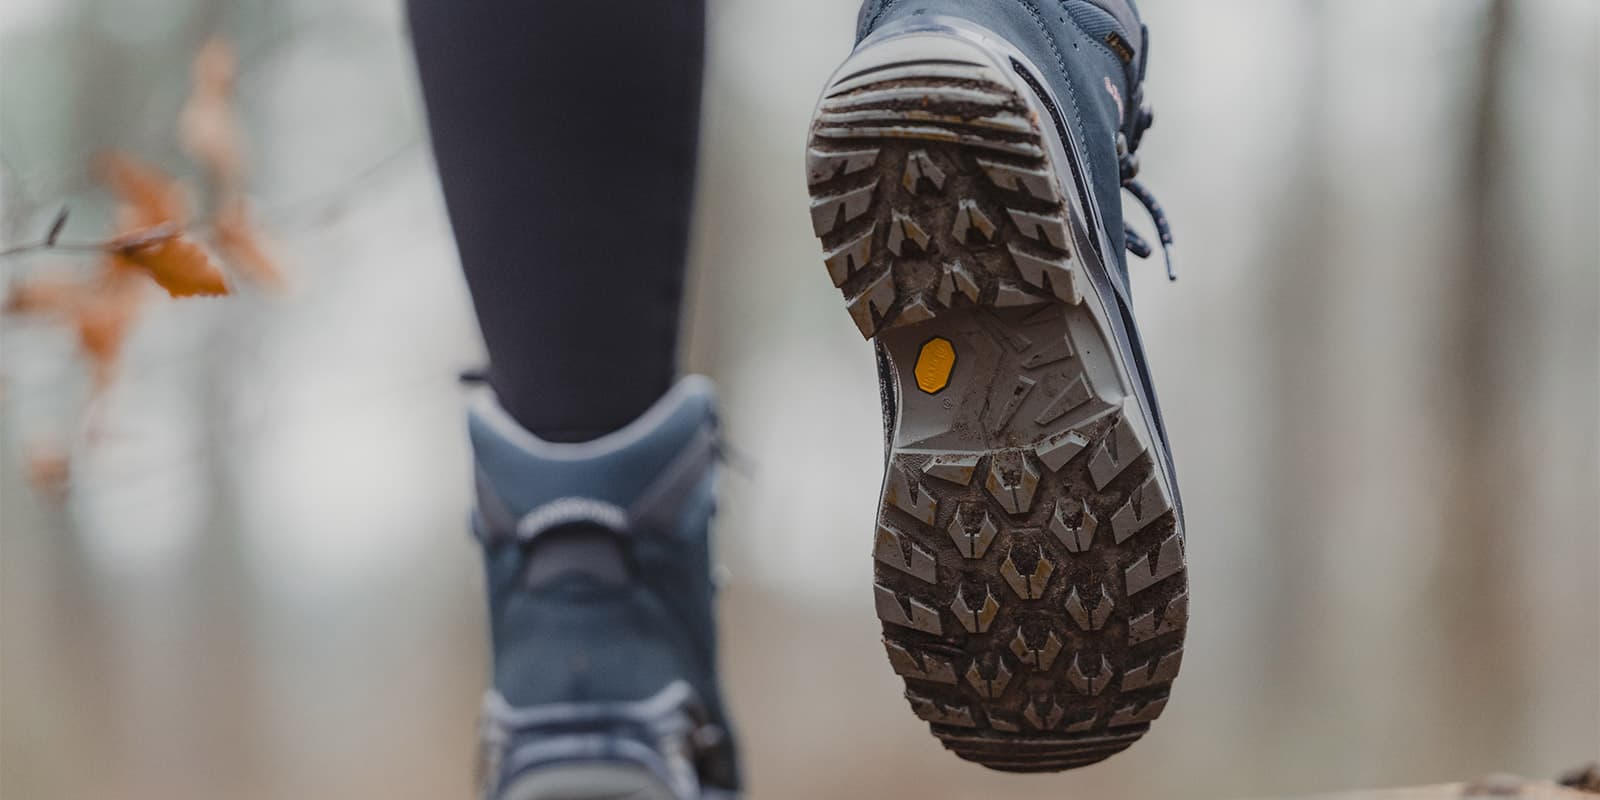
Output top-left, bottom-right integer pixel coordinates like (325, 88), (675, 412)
(467, 377), (730, 735)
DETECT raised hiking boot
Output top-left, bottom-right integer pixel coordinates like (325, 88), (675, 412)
(467, 376), (739, 799)
(804, 0), (1186, 772)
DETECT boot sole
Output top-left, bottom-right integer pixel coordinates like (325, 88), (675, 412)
(805, 20), (1187, 772)
(478, 683), (737, 799)
(497, 764), (677, 800)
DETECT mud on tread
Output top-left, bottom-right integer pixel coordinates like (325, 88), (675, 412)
(807, 54), (1187, 771)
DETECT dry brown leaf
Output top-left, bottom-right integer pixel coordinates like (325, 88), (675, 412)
(109, 228), (229, 298)
(83, 260), (147, 387)
(182, 36), (244, 196)
(94, 251), (149, 288)
(4, 274), (89, 316)
(25, 443), (71, 494)
(75, 300), (134, 387)
(214, 196), (284, 288)
(73, 266), (144, 387)
(98, 153), (189, 228)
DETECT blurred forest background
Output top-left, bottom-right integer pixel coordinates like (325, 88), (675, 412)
(1, 1), (1596, 798)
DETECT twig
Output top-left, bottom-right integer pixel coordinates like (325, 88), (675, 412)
(255, 137), (421, 231)
(0, 221), (181, 259)
(1, 240), (115, 257)
(44, 206), (70, 245)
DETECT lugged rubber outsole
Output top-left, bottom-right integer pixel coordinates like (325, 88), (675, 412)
(805, 22), (1187, 772)
(498, 764), (677, 800)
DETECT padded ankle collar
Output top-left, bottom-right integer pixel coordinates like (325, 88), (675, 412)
(468, 375), (719, 537)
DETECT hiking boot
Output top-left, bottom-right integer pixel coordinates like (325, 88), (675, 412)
(468, 376), (739, 798)
(805, 0), (1186, 771)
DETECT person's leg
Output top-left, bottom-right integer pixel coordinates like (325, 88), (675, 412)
(407, 4), (738, 797)
(408, 0), (705, 441)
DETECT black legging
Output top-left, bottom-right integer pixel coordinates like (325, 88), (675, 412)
(407, 0), (707, 442)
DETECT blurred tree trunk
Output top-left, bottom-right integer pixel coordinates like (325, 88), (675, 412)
(1258, 0), (1335, 733)
(172, 6), (275, 798)
(1427, 0), (1531, 770)
(54, 0), (137, 791)
(57, 0), (275, 795)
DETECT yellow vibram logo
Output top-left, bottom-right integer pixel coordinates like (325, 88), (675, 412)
(914, 337), (957, 394)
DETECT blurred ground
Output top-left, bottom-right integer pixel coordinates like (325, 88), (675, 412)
(2, 1), (1597, 799)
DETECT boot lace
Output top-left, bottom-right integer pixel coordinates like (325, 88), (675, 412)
(1118, 98), (1176, 281)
